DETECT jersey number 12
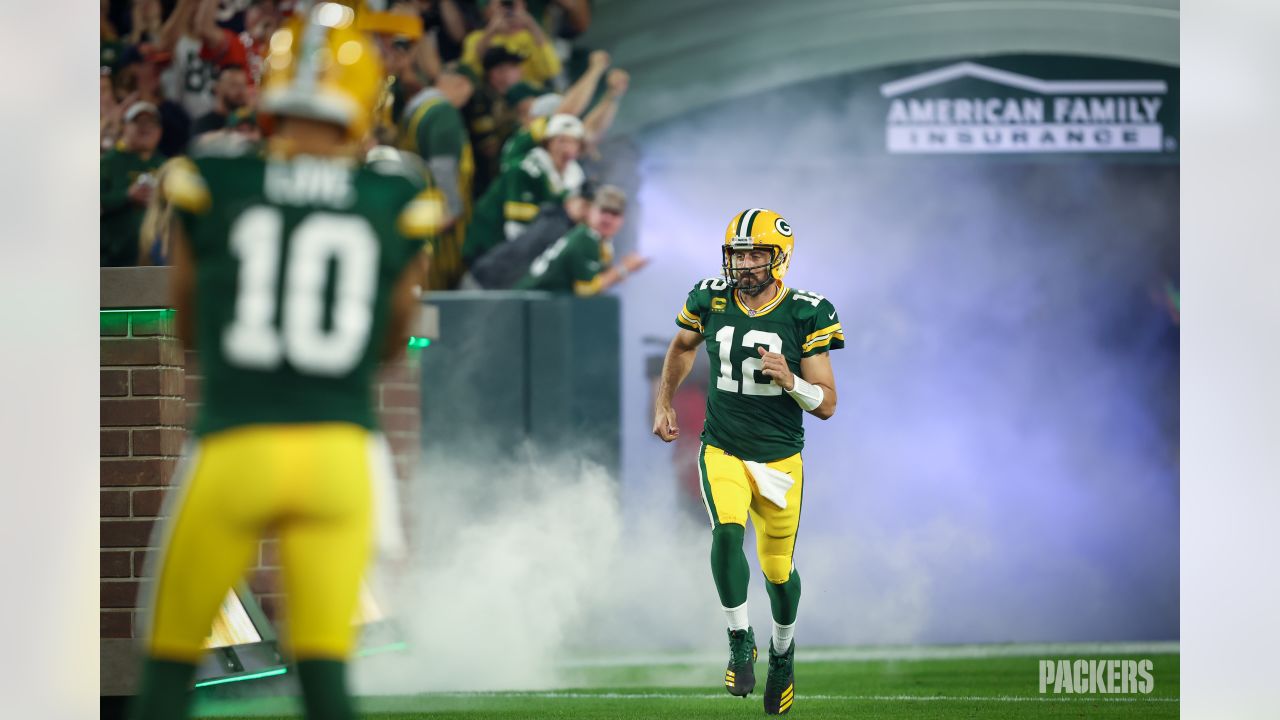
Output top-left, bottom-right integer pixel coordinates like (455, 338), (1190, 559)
(223, 206), (380, 376)
(714, 325), (783, 396)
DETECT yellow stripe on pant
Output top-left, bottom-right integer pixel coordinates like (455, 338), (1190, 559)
(143, 423), (380, 663)
(697, 442), (804, 584)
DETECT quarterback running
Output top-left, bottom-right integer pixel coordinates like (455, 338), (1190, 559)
(653, 208), (842, 715)
(129, 5), (438, 720)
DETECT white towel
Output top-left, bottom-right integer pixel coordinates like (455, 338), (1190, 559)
(744, 460), (795, 509)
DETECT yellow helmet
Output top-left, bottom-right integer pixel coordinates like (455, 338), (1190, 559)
(259, 3), (385, 141)
(722, 208), (794, 292)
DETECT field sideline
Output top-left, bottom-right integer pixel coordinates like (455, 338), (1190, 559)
(194, 642), (1179, 719)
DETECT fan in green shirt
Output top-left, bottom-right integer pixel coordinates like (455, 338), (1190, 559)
(101, 102), (167, 266)
(463, 113), (586, 267)
(515, 185), (647, 294)
(398, 63), (477, 289)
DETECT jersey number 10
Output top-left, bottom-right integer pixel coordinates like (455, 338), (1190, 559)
(224, 206), (380, 376)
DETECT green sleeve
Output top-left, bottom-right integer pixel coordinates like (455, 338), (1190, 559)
(503, 167), (544, 223)
(676, 279), (717, 332)
(800, 294), (845, 356)
(418, 107), (465, 160)
(100, 154), (131, 216)
(499, 129), (534, 175)
(567, 234), (603, 284)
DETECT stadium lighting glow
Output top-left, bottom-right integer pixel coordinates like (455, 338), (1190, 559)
(193, 667), (287, 688)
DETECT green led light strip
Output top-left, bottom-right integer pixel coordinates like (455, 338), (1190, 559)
(100, 308), (433, 349)
(356, 641), (409, 658)
(193, 666), (288, 688)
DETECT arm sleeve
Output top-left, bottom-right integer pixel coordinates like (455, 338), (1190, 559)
(568, 236), (604, 296)
(426, 156), (462, 219)
(396, 186), (447, 263)
(801, 298), (845, 357)
(418, 110), (465, 219)
(161, 157), (212, 253)
(460, 32), (482, 74)
(675, 282), (709, 333)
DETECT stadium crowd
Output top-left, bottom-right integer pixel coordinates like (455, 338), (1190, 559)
(100, 0), (646, 293)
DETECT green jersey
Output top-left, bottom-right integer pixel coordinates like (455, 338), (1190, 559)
(463, 146), (583, 266)
(514, 224), (612, 294)
(675, 278), (844, 462)
(498, 115), (545, 176)
(167, 140), (435, 436)
(100, 146), (167, 266)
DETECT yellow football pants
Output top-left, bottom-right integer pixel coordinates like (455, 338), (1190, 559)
(697, 442), (804, 583)
(143, 423), (381, 663)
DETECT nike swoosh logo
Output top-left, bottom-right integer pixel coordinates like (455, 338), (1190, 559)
(828, 312), (836, 320)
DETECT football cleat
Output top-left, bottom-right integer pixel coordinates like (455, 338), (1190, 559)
(724, 627), (758, 697)
(763, 640), (795, 715)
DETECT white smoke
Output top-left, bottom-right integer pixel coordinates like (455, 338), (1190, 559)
(350, 447), (723, 694)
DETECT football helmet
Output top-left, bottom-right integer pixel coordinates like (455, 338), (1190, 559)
(722, 208), (794, 295)
(258, 3), (385, 141)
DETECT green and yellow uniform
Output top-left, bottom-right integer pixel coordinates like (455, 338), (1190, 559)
(399, 90), (475, 289)
(143, 140), (436, 667)
(675, 278), (843, 583)
(462, 146), (582, 266)
(514, 224), (612, 294)
(100, 146), (166, 266)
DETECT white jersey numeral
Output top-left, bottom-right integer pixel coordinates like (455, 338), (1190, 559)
(528, 234), (570, 278)
(224, 206), (380, 376)
(792, 290), (825, 307)
(714, 325), (784, 396)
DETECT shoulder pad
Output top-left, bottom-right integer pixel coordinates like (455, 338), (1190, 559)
(397, 188), (446, 239)
(189, 132), (258, 159)
(692, 277), (731, 294)
(162, 157), (211, 214)
(365, 146), (429, 187)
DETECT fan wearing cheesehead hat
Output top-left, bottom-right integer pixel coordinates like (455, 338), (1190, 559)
(462, 111), (585, 267)
(128, 5), (439, 719)
(652, 209), (842, 716)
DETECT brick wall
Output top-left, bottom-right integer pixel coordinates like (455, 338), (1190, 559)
(99, 307), (422, 638)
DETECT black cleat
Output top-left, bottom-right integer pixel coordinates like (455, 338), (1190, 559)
(724, 627), (758, 697)
(763, 640), (795, 715)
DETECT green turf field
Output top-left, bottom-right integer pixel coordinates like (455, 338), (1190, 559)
(195, 643), (1178, 719)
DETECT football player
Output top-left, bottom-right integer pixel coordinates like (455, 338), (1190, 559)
(128, 5), (439, 720)
(652, 209), (841, 715)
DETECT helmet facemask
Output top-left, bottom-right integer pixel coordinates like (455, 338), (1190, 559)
(723, 242), (784, 297)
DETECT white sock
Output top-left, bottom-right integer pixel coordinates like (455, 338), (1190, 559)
(772, 621), (795, 654)
(723, 601), (749, 631)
